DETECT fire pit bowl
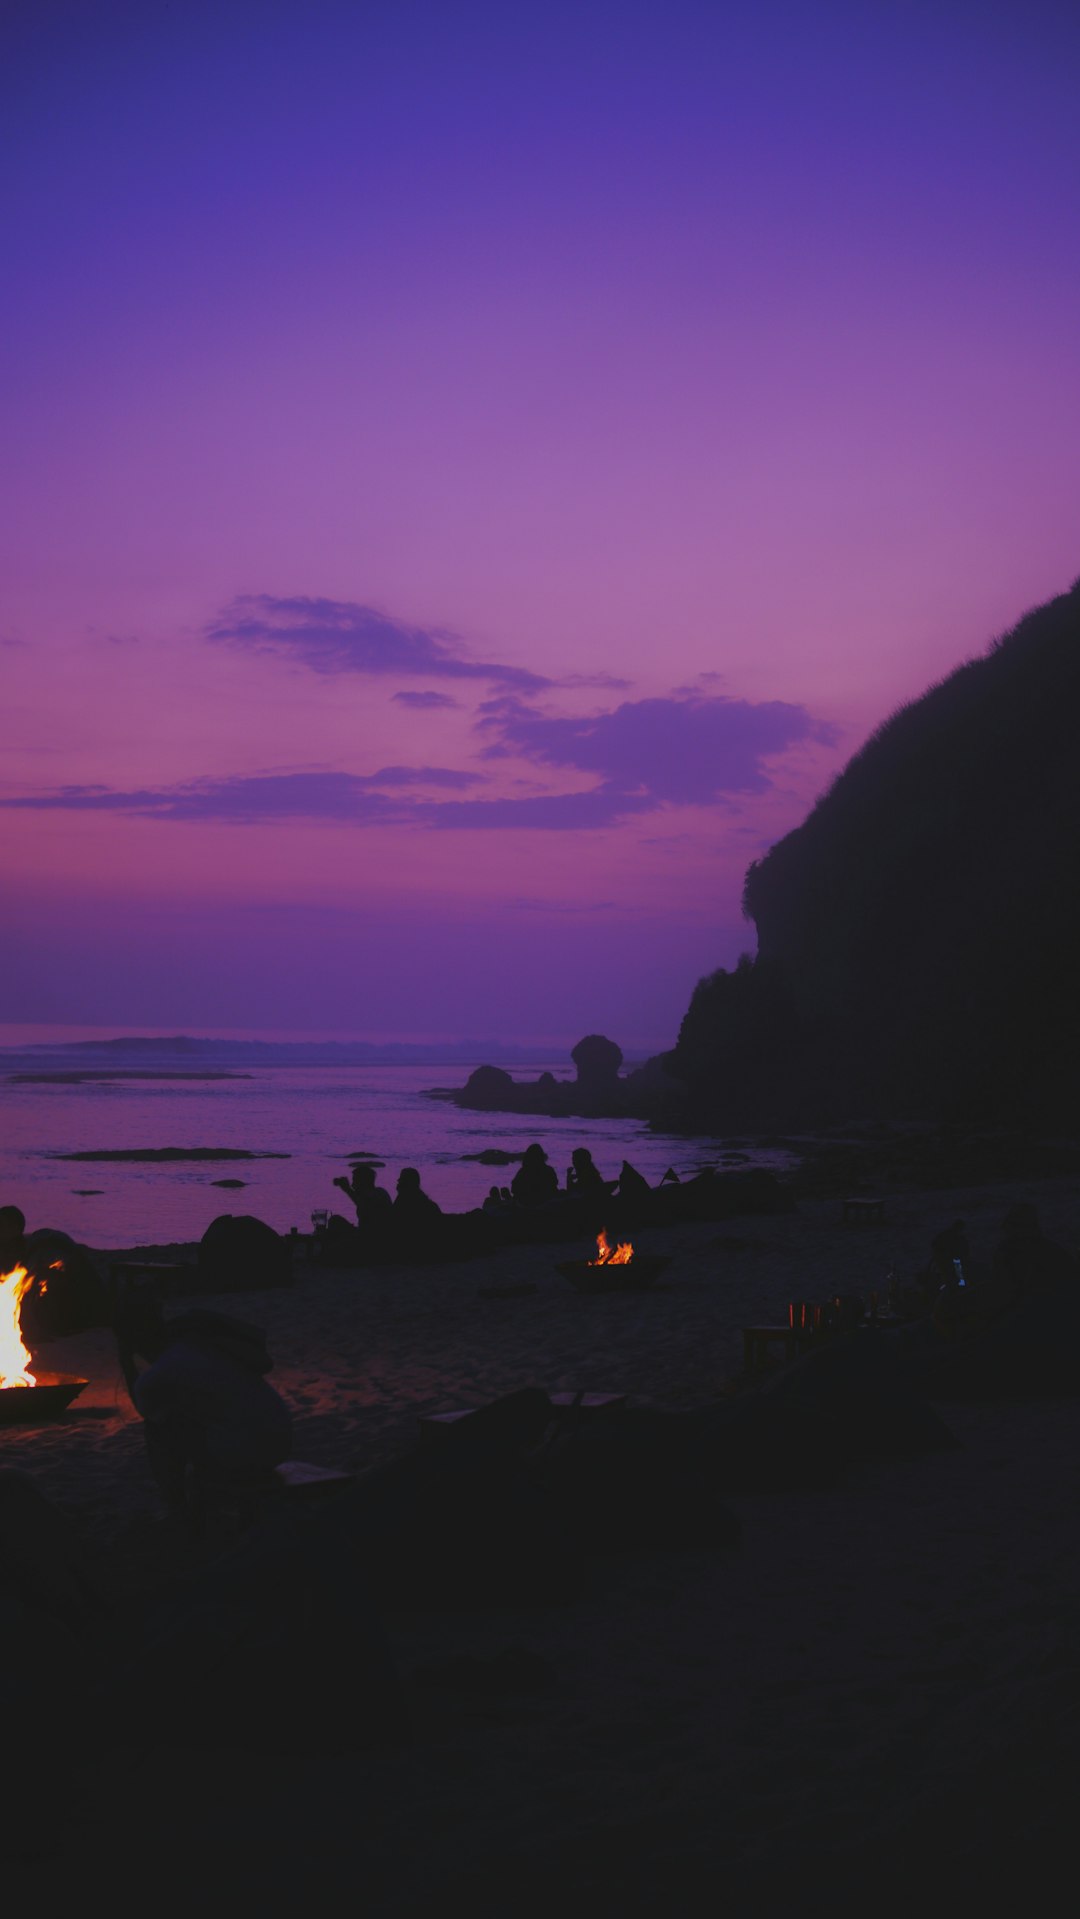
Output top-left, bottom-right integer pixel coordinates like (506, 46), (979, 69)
(0, 1373), (89, 1425)
(555, 1255), (671, 1294)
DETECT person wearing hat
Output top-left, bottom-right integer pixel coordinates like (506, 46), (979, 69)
(333, 1162), (394, 1247)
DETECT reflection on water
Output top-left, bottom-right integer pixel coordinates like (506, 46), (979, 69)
(0, 1062), (793, 1248)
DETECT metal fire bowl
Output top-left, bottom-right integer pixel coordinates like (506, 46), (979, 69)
(0, 1374), (89, 1425)
(555, 1255), (671, 1294)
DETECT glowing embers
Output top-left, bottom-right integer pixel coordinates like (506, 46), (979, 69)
(0, 1265), (35, 1388)
(589, 1229), (634, 1267)
(556, 1234), (671, 1293)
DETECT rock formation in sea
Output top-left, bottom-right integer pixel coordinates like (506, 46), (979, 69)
(570, 1033), (624, 1104)
(667, 574), (1080, 1130)
(446, 1036), (685, 1121)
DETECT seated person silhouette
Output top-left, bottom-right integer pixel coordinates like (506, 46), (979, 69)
(394, 1166), (442, 1222)
(392, 1167), (443, 1251)
(565, 1147), (609, 1198)
(511, 1143), (559, 1208)
(333, 1162), (394, 1233)
(114, 1294), (293, 1531)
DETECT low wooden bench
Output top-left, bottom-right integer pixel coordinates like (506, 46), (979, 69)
(742, 1325), (800, 1371)
(842, 1197), (886, 1225)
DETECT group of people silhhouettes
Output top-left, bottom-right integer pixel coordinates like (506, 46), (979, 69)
(324, 1143), (678, 1264)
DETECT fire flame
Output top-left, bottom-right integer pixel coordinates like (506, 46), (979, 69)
(590, 1229), (633, 1266)
(0, 1266), (36, 1389)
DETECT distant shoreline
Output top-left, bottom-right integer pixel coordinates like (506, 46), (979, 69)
(0, 1033), (592, 1069)
(9, 1070), (251, 1083)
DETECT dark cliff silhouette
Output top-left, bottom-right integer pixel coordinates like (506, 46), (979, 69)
(669, 574), (1080, 1129)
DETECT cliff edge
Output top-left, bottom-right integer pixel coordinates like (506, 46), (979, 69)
(669, 575), (1080, 1129)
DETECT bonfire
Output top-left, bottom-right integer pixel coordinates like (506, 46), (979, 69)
(589, 1229), (634, 1267)
(0, 1264), (88, 1423)
(0, 1264), (36, 1389)
(557, 1231), (669, 1293)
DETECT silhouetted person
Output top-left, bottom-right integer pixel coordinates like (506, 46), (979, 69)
(511, 1143), (559, 1208)
(113, 1293), (292, 1531)
(482, 1184), (510, 1216)
(334, 1162), (393, 1234)
(389, 1166), (443, 1260)
(565, 1147), (608, 1199)
(3, 1207), (104, 1340)
(393, 1166), (441, 1222)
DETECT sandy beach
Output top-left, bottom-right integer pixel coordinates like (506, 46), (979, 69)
(5, 1169), (1080, 1912)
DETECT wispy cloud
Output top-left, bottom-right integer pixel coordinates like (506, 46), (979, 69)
(358, 765), (478, 789)
(0, 771), (646, 831)
(420, 786), (651, 830)
(0, 685), (833, 832)
(208, 594), (551, 693)
(0, 768), (482, 824)
(478, 692), (833, 803)
(560, 671), (634, 691)
(392, 689), (462, 710)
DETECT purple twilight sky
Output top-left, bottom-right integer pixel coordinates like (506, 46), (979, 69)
(2, 0), (1079, 1050)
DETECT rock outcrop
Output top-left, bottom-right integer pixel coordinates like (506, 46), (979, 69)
(669, 575), (1080, 1129)
(198, 1214), (293, 1290)
(444, 1036), (685, 1121)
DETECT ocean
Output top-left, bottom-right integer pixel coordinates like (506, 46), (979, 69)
(0, 1036), (794, 1250)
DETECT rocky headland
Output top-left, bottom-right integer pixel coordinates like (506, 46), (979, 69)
(441, 577), (1080, 1150)
(669, 573), (1080, 1134)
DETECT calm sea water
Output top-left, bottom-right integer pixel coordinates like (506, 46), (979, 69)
(0, 1059), (792, 1250)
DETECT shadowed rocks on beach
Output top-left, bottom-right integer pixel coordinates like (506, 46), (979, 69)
(198, 1214), (294, 1290)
